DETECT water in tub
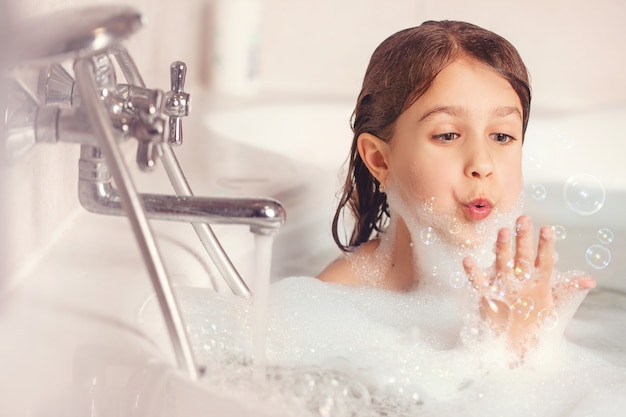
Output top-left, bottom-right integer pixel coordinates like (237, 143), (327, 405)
(179, 105), (626, 416)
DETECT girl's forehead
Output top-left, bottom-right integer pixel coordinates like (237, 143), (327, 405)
(415, 58), (522, 111)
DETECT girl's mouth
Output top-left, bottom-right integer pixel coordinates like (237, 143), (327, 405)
(465, 199), (493, 221)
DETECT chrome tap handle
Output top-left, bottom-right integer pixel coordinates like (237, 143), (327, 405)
(136, 139), (160, 170)
(132, 110), (165, 171)
(37, 64), (76, 106)
(171, 61), (186, 92)
(164, 61), (190, 146)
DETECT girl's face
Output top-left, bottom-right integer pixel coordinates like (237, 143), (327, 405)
(381, 57), (524, 245)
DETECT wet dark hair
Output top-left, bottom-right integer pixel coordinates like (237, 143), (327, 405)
(332, 20), (532, 252)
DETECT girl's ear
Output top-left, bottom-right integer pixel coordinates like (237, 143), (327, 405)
(357, 133), (390, 186)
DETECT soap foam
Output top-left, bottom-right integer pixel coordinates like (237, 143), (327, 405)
(180, 280), (626, 417)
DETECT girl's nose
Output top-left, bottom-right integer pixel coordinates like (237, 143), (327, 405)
(464, 138), (494, 179)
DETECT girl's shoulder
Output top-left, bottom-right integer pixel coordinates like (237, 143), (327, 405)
(317, 240), (379, 285)
(317, 255), (359, 285)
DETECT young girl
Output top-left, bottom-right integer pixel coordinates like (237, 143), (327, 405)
(318, 20), (595, 355)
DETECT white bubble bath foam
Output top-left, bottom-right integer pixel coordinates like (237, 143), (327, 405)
(180, 275), (626, 417)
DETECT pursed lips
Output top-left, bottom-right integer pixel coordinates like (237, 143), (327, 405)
(464, 198), (493, 221)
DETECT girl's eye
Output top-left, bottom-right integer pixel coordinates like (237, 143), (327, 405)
(433, 132), (460, 142)
(490, 133), (515, 143)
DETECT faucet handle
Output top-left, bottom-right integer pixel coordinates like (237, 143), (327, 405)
(164, 61), (190, 146)
(170, 61), (186, 93)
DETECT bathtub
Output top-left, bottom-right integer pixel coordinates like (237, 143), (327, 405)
(1, 95), (625, 416)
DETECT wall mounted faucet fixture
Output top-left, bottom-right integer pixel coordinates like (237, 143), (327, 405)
(3, 5), (286, 380)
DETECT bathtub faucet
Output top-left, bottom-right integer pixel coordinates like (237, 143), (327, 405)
(7, 52), (183, 172)
(3, 5), (286, 380)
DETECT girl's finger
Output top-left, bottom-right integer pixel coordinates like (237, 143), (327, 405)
(576, 277), (597, 290)
(535, 225), (555, 280)
(554, 274), (597, 293)
(495, 227), (513, 276)
(513, 215), (534, 280)
(463, 256), (486, 290)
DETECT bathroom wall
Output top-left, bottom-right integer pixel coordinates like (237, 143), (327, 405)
(3, 0), (625, 285)
(259, 0), (626, 112)
(0, 0), (12, 288)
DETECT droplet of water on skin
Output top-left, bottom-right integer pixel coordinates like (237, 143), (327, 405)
(563, 174), (605, 216)
(505, 259), (515, 271)
(515, 220), (527, 237)
(585, 244), (611, 269)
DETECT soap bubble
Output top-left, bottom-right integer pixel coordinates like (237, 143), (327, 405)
(530, 184), (547, 201)
(511, 297), (535, 320)
(449, 218), (462, 235)
(585, 244), (611, 269)
(511, 258), (533, 282)
(563, 174), (605, 215)
(484, 279), (506, 299)
(552, 225), (567, 241)
(318, 397), (334, 417)
(475, 221), (486, 234)
(422, 198), (434, 213)
(537, 308), (559, 330)
(597, 228), (614, 245)
(514, 221), (524, 237)
(420, 227), (438, 245)
(527, 153), (544, 170)
(460, 321), (489, 347)
(557, 132), (574, 151)
(449, 271), (465, 289)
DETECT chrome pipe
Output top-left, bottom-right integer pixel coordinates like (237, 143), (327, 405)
(160, 145), (251, 297)
(79, 179), (286, 231)
(113, 45), (145, 87)
(112, 46), (257, 296)
(74, 58), (198, 381)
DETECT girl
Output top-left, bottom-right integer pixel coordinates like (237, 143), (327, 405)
(317, 20), (595, 355)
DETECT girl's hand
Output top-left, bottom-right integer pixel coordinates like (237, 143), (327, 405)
(462, 215), (596, 356)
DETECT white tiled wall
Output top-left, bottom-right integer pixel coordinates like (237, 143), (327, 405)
(2, 0), (625, 285)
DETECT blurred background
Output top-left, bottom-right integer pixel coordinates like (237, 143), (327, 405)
(1, 0), (625, 289)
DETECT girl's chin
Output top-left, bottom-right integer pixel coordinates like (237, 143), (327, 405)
(415, 210), (519, 251)
(430, 225), (491, 249)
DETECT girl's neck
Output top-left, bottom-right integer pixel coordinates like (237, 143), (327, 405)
(378, 217), (417, 291)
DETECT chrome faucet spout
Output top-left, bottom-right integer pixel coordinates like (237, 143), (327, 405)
(78, 146), (286, 233)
